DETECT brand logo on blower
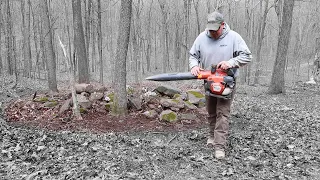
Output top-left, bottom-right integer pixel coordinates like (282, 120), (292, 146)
(213, 85), (221, 92)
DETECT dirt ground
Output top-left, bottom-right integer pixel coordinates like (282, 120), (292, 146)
(1, 78), (320, 179)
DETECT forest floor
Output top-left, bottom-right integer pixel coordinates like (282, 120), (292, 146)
(0, 77), (320, 180)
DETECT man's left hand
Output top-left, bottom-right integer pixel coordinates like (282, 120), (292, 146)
(217, 61), (232, 70)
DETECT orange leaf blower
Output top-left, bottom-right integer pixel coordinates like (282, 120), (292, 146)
(146, 65), (235, 99)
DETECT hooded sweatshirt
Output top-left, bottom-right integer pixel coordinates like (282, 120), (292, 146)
(189, 23), (252, 76)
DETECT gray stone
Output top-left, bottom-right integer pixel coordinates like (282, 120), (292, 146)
(142, 110), (158, 119)
(179, 113), (198, 120)
(184, 101), (198, 110)
(75, 83), (94, 93)
(59, 99), (72, 114)
(128, 96), (142, 110)
(155, 86), (181, 97)
(43, 101), (58, 108)
(160, 98), (184, 109)
(89, 92), (104, 101)
(77, 94), (92, 109)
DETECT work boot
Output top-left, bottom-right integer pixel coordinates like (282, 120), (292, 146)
(215, 149), (225, 159)
(206, 136), (214, 147)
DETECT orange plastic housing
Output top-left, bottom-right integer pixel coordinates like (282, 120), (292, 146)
(198, 69), (228, 95)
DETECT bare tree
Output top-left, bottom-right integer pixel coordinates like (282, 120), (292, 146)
(253, 0), (269, 85)
(72, 0), (89, 84)
(192, 0), (201, 35)
(40, 0), (58, 92)
(158, 0), (170, 73)
(145, 0), (153, 72)
(21, 0), (32, 78)
(59, 38), (82, 120)
(85, 0), (92, 64)
(131, 0), (143, 83)
(112, 0), (133, 116)
(182, 0), (191, 71)
(0, 1), (3, 75)
(97, 0), (103, 84)
(268, 0), (294, 94)
(5, 0), (14, 75)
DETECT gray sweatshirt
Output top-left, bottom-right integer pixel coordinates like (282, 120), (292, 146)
(189, 24), (252, 75)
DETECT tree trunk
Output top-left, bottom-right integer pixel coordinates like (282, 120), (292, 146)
(268, 0), (294, 94)
(192, 0), (200, 36)
(132, 0), (142, 83)
(59, 38), (82, 120)
(85, 0), (92, 65)
(40, 0), (58, 92)
(5, 0), (13, 75)
(308, 37), (320, 83)
(12, 36), (18, 87)
(253, 0), (269, 85)
(174, 12), (181, 71)
(91, 12), (96, 73)
(97, 0), (103, 84)
(206, 0), (211, 14)
(146, 0), (153, 72)
(0, 3), (2, 74)
(159, 0), (169, 73)
(112, 0), (132, 116)
(292, 20), (303, 85)
(21, 0), (32, 78)
(240, 0), (251, 85)
(72, 0), (89, 84)
(183, 0), (191, 71)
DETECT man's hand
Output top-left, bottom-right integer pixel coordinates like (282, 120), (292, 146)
(217, 61), (232, 70)
(191, 66), (203, 76)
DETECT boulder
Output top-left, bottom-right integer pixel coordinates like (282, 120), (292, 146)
(160, 98), (184, 110)
(77, 94), (92, 109)
(186, 89), (205, 105)
(89, 92), (104, 102)
(142, 110), (158, 119)
(43, 101), (58, 108)
(179, 113), (198, 121)
(75, 83), (94, 93)
(184, 101), (198, 110)
(159, 110), (178, 122)
(59, 99), (72, 114)
(91, 82), (107, 92)
(154, 86), (181, 97)
(128, 96), (142, 110)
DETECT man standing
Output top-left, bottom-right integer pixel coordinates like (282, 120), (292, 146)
(189, 11), (252, 159)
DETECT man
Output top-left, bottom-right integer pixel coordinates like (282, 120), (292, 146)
(189, 11), (252, 159)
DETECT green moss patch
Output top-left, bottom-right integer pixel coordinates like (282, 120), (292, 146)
(188, 90), (205, 98)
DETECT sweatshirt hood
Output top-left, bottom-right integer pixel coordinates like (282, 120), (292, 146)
(205, 23), (230, 39)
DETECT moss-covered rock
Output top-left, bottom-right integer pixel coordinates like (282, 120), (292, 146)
(43, 101), (58, 107)
(160, 110), (178, 123)
(105, 103), (113, 112)
(197, 101), (206, 108)
(187, 90), (205, 105)
(173, 94), (181, 99)
(187, 90), (205, 98)
(160, 98), (184, 109)
(107, 93), (114, 102)
(126, 86), (135, 95)
(34, 96), (49, 103)
(184, 100), (198, 110)
(79, 108), (88, 113)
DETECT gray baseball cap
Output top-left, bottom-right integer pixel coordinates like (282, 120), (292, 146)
(206, 12), (224, 31)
